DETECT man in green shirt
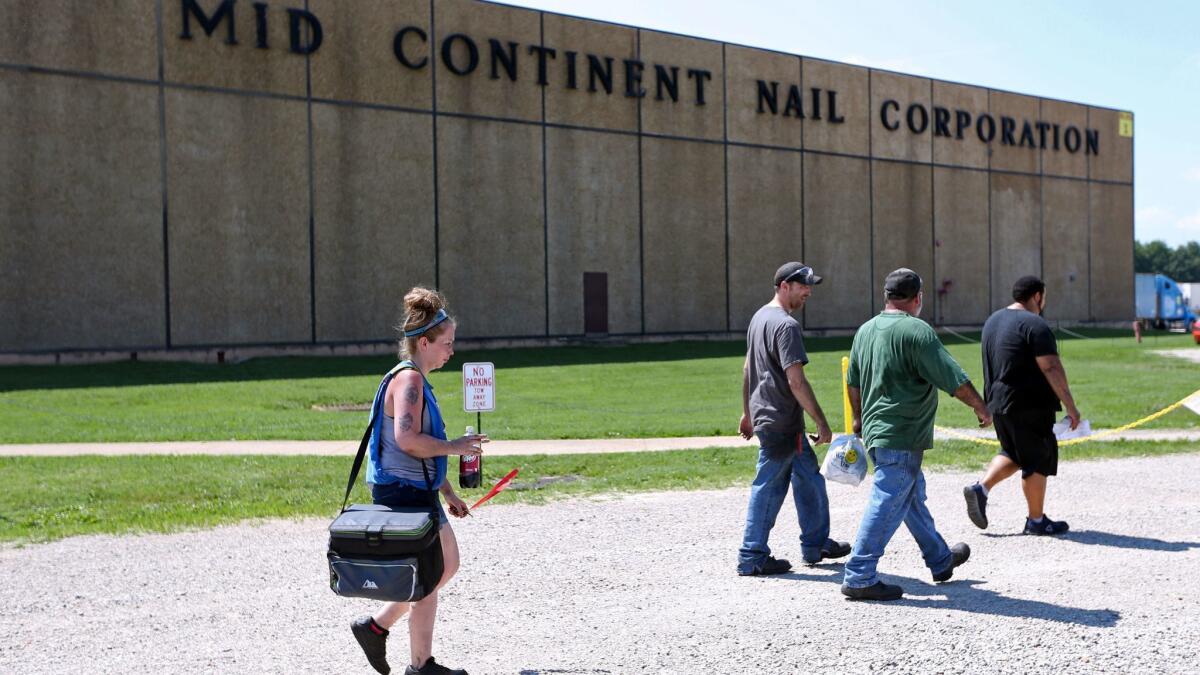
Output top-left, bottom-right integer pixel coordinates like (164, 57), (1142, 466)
(840, 269), (992, 601)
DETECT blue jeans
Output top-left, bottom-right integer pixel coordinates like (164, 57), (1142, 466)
(843, 448), (953, 588)
(738, 430), (834, 573)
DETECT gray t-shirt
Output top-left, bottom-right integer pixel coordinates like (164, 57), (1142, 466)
(746, 304), (809, 434)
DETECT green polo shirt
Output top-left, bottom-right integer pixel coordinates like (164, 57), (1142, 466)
(846, 311), (970, 451)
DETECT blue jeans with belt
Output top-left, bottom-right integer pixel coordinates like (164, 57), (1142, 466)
(738, 430), (835, 573)
(842, 447), (953, 588)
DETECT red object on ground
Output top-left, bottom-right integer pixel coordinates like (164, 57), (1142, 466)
(470, 468), (520, 510)
(1192, 319), (1199, 344)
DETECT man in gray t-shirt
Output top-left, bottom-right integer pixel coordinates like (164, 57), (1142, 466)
(736, 262), (850, 576)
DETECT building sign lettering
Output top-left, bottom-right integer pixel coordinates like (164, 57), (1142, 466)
(177, 0), (1102, 153)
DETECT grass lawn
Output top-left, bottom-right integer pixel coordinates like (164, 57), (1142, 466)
(2, 439), (1196, 544)
(0, 329), (1196, 443)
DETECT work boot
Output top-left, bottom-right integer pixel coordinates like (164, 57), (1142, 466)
(803, 540), (852, 565)
(737, 555), (792, 576)
(351, 616), (390, 675)
(404, 656), (468, 675)
(841, 581), (904, 601)
(932, 542), (971, 582)
(963, 483), (988, 529)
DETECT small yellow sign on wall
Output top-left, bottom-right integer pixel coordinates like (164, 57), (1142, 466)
(1118, 112), (1133, 138)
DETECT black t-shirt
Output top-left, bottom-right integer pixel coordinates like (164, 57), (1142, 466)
(981, 308), (1060, 414)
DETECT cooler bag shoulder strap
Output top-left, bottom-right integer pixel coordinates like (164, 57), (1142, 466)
(340, 363), (410, 513)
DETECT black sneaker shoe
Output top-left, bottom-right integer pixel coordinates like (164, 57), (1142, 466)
(932, 542), (971, 582)
(1024, 515), (1070, 536)
(737, 556), (792, 576)
(963, 483), (988, 529)
(841, 581), (904, 601)
(803, 540), (853, 566)
(404, 656), (468, 675)
(351, 616), (391, 675)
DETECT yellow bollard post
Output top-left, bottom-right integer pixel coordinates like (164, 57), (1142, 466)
(841, 356), (852, 435)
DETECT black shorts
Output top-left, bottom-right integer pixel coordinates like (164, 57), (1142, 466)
(993, 408), (1058, 477)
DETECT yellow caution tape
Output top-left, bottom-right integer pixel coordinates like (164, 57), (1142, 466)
(934, 388), (1200, 447)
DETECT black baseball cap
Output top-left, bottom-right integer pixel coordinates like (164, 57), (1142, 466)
(884, 268), (923, 299)
(774, 262), (823, 287)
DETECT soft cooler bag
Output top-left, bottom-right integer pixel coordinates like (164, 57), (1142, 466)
(327, 396), (444, 602)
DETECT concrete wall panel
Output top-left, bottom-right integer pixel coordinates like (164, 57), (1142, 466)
(1088, 108), (1133, 183)
(642, 138), (726, 332)
(638, 32), (724, 141)
(437, 118), (545, 337)
(802, 154), (872, 328)
(0, 72), (163, 351)
(933, 168), (990, 324)
(870, 71), (932, 163)
(726, 45), (802, 148)
(1040, 99), (1087, 179)
(542, 14), (638, 132)
(728, 146), (803, 331)
(802, 58), (869, 156)
(1089, 183), (1134, 320)
(164, 0), (307, 96)
(312, 105), (435, 342)
(872, 161), (933, 315)
(0, 0), (156, 79)
(989, 173), (1042, 310)
(546, 128), (641, 335)
(932, 81), (988, 169)
(165, 90), (310, 346)
(434, 0), (542, 122)
(989, 91), (1040, 174)
(1041, 178), (1089, 321)
(309, 0), (432, 109)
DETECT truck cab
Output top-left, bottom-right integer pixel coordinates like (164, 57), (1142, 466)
(1136, 273), (1197, 331)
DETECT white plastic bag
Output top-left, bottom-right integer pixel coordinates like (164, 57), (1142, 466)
(822, 434), (867, 486)
(1052, 417), (1092, 441)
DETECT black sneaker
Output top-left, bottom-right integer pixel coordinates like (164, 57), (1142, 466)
(404, 656), (468, 675)
(932, 542), (971, 582)
(351, 616), (390, 675)
(737, 556), (792, 576)
(963, 483), (988, 529)
(803, 540), (852, 566)
(841, 581), (904, 601)
(1024, 515), (1070, 536)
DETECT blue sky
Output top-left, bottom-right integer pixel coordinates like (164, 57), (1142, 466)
(502, 0), (1200, 246)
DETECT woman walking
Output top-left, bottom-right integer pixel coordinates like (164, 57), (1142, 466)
(351, 287), (487, 675)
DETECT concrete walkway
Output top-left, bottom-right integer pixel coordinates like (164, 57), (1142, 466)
(2, 428), (1198, 456)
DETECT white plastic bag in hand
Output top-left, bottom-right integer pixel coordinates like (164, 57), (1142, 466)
(822, 434), (867, 486)
(1052, 417), (1092, 441)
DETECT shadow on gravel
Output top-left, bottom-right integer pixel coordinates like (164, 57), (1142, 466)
(519, 670), (613, 674)
(983, 529), (1199, 552)
(896, 578), (1121, 627)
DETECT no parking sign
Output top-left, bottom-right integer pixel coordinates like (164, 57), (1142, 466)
(462, 362), (495, 412)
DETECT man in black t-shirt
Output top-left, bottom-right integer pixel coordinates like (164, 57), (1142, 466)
(963, 276), (1082, 536)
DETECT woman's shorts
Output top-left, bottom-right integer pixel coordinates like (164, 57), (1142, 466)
(370, 481), (448, 524)
(993, 408), (1058, 478)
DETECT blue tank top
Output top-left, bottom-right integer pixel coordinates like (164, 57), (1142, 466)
(365, 361), (448, 489)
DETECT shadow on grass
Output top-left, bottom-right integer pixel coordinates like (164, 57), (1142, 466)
(0, 327), (1132, 393)
(983, 529), (1199, 552)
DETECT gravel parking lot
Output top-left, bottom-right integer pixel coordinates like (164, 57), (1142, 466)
(2, 454), (1198, 674)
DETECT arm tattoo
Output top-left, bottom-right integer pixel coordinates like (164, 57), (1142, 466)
(404, 384), (420, 405)
(398, 412), (414, 432)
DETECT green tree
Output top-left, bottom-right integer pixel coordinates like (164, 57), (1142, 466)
(1134, 240), (1200, 280)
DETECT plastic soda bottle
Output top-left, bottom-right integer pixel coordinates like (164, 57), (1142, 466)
(459, 425), (482, 488)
